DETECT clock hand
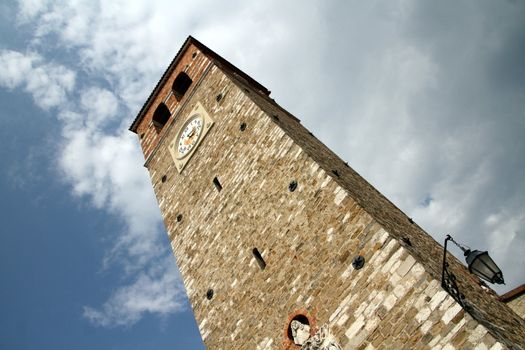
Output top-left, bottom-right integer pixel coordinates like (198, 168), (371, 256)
(183, 128), (197, 145)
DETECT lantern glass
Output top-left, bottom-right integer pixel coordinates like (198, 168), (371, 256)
(465, 250), (504, 284)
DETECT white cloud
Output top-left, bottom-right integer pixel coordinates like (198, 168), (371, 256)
(16, 0), (51, 22)
(0, 47), (183, 326)
(0, 50), (37, 88)
(0, 50), (75, 109)
(80, 87), (119, 128)
(58, 128), (164, 266)
(83, 258), (186, 327)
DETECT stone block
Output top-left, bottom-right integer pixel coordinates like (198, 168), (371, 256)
(415, 306), (431, 323)
(345, 315), (365, 340)
(467, 324), (488, 344)
(382, 294), (398, 311)
(442, 304), (463, 325)
(396, 255), (416, 277)
(429, 290), (448, 310)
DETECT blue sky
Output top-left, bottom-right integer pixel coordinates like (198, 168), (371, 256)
(1, 1), (524, 349)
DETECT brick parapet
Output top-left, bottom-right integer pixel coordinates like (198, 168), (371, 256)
(135, 42), (212, 160)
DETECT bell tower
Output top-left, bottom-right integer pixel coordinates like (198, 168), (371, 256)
(130, 36), (525, 349)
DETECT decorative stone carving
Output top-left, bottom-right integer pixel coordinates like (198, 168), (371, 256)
(300, 324), (342, 350)
(291, 320), (311, 345)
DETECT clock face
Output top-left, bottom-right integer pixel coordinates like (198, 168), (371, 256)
(177, 115), (203, 158)
(168, 102), (214, 173)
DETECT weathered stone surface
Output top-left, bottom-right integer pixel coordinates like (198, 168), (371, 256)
(132, 38), (525, 349)
(507, 294), (525, 318)
(500, 285), (525, 319)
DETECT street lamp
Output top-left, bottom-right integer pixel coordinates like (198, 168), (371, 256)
(442, 234), (505, 307)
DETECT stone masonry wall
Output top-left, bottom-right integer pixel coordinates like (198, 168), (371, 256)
(234, 70), (525, 348)
(507, 295), (525, 319)
(136, 58), (522, 349)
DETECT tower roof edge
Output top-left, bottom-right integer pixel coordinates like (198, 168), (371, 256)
(129, 35), (271, 133)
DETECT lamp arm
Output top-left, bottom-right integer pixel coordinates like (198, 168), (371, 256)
(442, 235), (450, 285)
(446, 234), (470, 254)
(441, 235), (466, 308)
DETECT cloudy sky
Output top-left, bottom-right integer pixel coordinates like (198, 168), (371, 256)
(1, 0), (524, 348)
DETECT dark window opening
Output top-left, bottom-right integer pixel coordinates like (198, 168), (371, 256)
(252, 248), (266, 270)
(206, 289), (214, 300)
(152, 103), (171, 131)
(352, 255), (365, 270)
(161, 175), (167, 183)
(213, 177), (222, 192)
(172, 72), (192, 101)
(288, 180), (298, 192)
(287, 314), (310, 341)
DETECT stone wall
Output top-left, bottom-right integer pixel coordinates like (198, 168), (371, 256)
(135, 54), (525, 349)
(507, 295), (525, 319)
(501, 285), (525, 319)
